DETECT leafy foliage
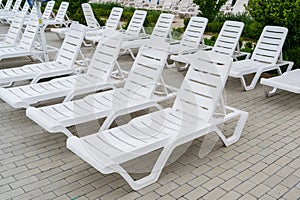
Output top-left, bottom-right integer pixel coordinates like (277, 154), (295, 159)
(193, 0), (227, 21)
(247, 0), (300, 67)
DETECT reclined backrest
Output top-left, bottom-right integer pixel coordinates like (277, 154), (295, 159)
(11, 0), (22, 12)
(86, 30), (123, 81)
(250, 26), (288, 65)
(55, 23), (86, 67)
(123, 39), (169, 99)
(212, 20), (244, 56)
(43, 1), (55, 20)
(54, 1), (69, 22)
(3, 0), (13, 11)
(2, 12), (25, 46)
(18, 17), (39, 51)
(125, 10), (147, 37)
(82, 3), (100, 29)
(180, 16), (208, 48)
(150, 13), (174, 40)
(105, 7), (123, 30)
(173, 51), (233, 123)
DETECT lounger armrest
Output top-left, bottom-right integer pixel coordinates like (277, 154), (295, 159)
(0, 88), (29, 108)
(67, 136), (114, 173)
(63, 82), (117, 102)
(31, 68), (75, 84)
(26, 106), (68, 135)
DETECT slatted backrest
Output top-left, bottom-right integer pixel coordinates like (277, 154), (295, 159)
(173, 51), (233, 123)
(180, 16), (208, 48)
(212, 20), (244, 56)
(30, 5), (37, 16)
(251, 26), (288, 65)
(21, 1), (30, 14)
(0, 0), (3, 9)
(3, 0), (13, 11)
(54, 1), (69, 22)
(82, 3), (100, 29)
(150, 13), (174, 40)
(123, 39), (169, 99)
(86, 31), (123, 81)
(125, 10), (147, 37)
(43, 1), (55, 20)
(56, 23), (86, 68)
(178, 0), (190, 10)
(18, 17), (39, 51)
(11, 0), (22, 12)
(3, 12), (25, 46)
(105, 7), (123, 30)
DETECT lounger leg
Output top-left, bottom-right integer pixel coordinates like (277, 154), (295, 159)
(114, 144), (176, 190)
(263, 85), (278, 97)
(239, 71), (263, 91)
(214, 107), (248, 146)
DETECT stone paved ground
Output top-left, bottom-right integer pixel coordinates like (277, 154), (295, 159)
(0, 25), (299, 200)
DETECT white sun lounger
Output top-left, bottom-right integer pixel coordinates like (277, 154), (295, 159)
(85, 9), (146, 44)
(0, 0), (22, 22)
(0, 22), (86, 87)
(167, 16), (207, 67)
(23, 1), (55, 25)
(260, 68), (298, 96)
(0, 17), (39, 62)
(122, 13), (174, 59)
(67, 50), (248, 190)
(0, 30), (124, 109)
(26, 40), (174, 137)
(0, 12), (25, 48)
(171, 20), (245, 70)
(43, 1), (70, 28)
(229, 26), (293, 91)
(0, 0), (13, 14)
(52, 6), (123, 44)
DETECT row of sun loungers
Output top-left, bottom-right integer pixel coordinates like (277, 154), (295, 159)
(0, 2), (297, 190)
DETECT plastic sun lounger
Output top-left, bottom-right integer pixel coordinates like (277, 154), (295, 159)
(260, 68), (298, 96)
(43, 1), (70, 28)
(122, 13), (175, 59)
(26, 40), (175, 137)
(229, 26), (293, 91)
(0, 30), (125, 109)
(0, 0), (22, 21)
(0, 22), (86, 87)
(22, 1), (55, 25)
(85, 9), (146, 44)
(0, 17), (39, 62)
(0, 12), (25, 48)
(171, 20), (245, 70)
(67, 50), (249, 190)
(166, 16), (208, 67)
(52, 6), (123, 44)
(0, 0), (13, 13)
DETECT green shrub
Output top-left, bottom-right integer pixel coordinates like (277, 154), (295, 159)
(194, 0), (227, 21)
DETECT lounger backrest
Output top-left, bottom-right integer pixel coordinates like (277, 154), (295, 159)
(86, 31), (123, 81)
(3, 13), (25, 46)
(43, 1), (55, 20)
(18, 17), (39, 51)
(21, 1), (30, 14)
(123, 39), (169, 99)
(82, 3), (100, 29)
(0, 0), (3, 9)
(251, 26), (288, 65)
(212, 20), (244, 56)
(105, 7), (123, 30)
(30, 6), (37, 16)
(3, 0), (13, 11)
(150, 13), (174, 40)
(11, 0), (22, 12)
(125, 10), (147, 37)
(56, 23), (86, 68)
(180, 16), (208, 48)
(173, 51), (233, 123)
(162, 0), (172, 10)
(54, 1), (69, 22)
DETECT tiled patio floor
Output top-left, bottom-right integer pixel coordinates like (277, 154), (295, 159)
(0, 26), (299, 200)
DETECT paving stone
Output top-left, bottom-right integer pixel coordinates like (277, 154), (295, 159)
(234, 181), (256, 195)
